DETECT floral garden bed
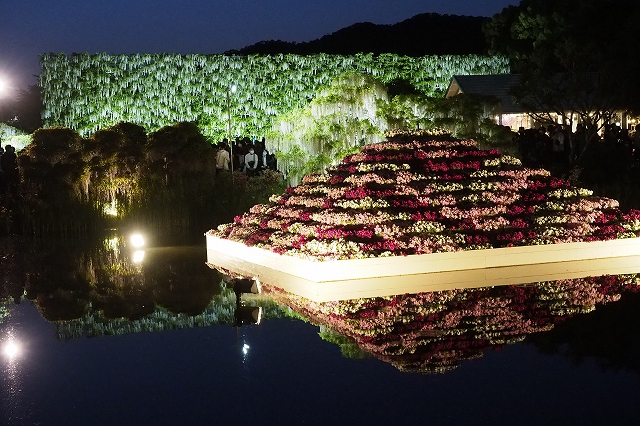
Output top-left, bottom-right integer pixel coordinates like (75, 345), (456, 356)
(208, 134), (640, 260)
(206, 133), (640, 301)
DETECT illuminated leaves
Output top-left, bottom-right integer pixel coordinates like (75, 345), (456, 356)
(40, 53), (509, 140)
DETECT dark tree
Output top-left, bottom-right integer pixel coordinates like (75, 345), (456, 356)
(485, 0), (640, 155)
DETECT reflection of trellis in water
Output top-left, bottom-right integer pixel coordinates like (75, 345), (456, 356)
(54, 287), (285, 340)
(0, 301), (9, 324)
(265, 275), (640, 374)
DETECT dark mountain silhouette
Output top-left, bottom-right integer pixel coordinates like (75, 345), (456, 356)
(225, 13), (489, 56)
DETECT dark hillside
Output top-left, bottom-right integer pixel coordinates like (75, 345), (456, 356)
(226, 13), (489, 56)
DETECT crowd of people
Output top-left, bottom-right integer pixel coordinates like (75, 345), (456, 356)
(515, 123), (640, 173)
(215, 137), (277, 176)
(0, 144), (19, 206)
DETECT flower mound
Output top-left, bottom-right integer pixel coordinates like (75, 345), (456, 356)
(264, 274), (640, 374)
(208, 135), (640, 260)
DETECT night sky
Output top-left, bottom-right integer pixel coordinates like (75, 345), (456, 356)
(0, 0), (519, 93)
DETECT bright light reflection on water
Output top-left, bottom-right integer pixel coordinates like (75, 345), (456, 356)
(2, 329), (25, 425)
(3, 341), (19, 359)
(132, 250), (145, 264)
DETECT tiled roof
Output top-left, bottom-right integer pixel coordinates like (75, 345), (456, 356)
(446, 74), (526, 113)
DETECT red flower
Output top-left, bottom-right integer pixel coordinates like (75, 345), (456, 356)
(549, 177), (570, 188)
(291, 235), (307, 249)
(465, 234), (490, 244)
(414, 150), (427, 160)
(355, 228), (375, 239)
(345, 187), (371, 199)
(299, 211), (312, 221)
(510, 218), (529, 229)
(623, 209), (640, 220)
(522, 193), (546, 203)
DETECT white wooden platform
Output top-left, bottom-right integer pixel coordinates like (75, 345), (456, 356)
(206, 235), (640, 301)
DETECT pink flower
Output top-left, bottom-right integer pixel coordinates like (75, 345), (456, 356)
(344, 187), (371, 199)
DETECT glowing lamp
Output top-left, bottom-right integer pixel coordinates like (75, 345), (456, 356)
(130, 234), (145, 248)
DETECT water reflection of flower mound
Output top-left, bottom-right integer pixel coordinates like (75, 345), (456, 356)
(208, 134), (640, 260)
(266, 275), (640, 374)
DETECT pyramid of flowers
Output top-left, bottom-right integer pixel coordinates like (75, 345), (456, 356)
(208, 134), (640, 261)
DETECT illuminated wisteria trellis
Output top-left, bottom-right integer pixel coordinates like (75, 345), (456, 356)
(208, 133), (640, 260)
(39, 53), (509, 138)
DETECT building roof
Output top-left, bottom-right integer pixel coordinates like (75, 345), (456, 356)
(446, 74), (525, 114)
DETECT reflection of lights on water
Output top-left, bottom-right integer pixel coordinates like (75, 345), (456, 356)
(103, 199), (119, 217)
(132, 250), (145, 264)
(254, 307), (262, 325)
(242, 343), (250, 355)
(105, 236), (120, 251)
(3, 335), (23, 421)
(130, 233), (145, 248)
(3, 341), (20, 359)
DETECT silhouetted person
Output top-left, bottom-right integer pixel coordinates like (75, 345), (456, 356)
(234, 139), (245, 171)
(0, 145), (18, 203)
(573, 123), (587, 161)
(0, 145), (5, 198)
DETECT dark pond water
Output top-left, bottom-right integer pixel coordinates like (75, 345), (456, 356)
(2, 233), (640, 426)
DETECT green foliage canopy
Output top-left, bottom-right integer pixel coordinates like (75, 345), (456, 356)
(40, 53), (509, 139)
(15, 121), (285, 237)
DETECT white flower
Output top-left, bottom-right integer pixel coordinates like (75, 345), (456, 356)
(500, 155), (522, 166)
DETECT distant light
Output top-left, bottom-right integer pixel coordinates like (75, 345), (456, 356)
(3, 341), (19, 359)
(230, 85), (237, 94)
(130, 234), (145, 248)
(103, 200), (118, 217)
(132, 250), (145, 264)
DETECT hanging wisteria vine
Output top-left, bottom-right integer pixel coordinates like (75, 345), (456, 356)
(40, 53), (509, 139)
